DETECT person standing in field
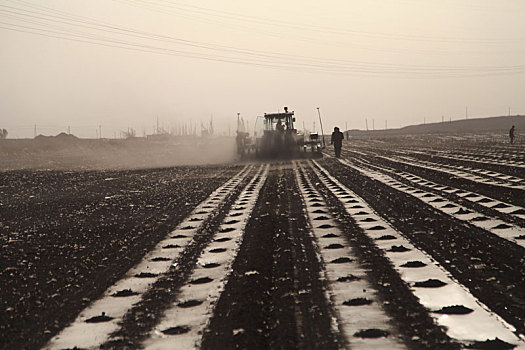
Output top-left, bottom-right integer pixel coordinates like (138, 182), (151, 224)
(509, 125), (515, 144)
(331, 126), (344, 158)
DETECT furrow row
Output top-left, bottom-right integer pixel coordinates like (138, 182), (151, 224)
(387, 154), (525, 190)
(45, 165), (252, 350)
(339, 158), (525, 249)
(427, 150), (525, 168)
(350, 154), (525, 228)
(311, 160), (525, 348)
(142, 164), (269, 349)
(295, 161), (405, 349)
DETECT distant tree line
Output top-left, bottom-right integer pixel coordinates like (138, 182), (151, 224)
(0, 129), (7, 139)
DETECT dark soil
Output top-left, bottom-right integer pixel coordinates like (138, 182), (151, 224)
(2, 137), (524, 349)
(0, 165), (241, 349)
(345, 149), (525, 208)
(305, 163), (458, 349)
(403, 151), (524, 179)
(320, 157), (525, 335)
(202, 164), (340, 349)
(100, 165), (255, 348)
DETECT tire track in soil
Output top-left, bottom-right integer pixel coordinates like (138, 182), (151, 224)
(311, 160), (524, 348)
(93, 166), (258, 349)
(319, 157), (525, 337)
(201, 163), (339, 349)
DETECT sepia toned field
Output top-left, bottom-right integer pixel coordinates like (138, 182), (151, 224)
(1, 136), (524, 349)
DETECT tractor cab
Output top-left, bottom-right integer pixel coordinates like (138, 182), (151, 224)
(263, 107), (296, 134)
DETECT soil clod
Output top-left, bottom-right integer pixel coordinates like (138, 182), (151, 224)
(163, 244), (181, 249)
(209, 248), (227, 253)
(151, 257), (171, 262)
(435, 305), (474, 315)
(367, 225), (386, 230)
(135, 272), (158, 278)
(178, 300), (204, 308)
(376, 235), (397, 240)
(337, 275), (360, 282)
(112, 289), (138, 297)
(318, 224), (334, 229)
(322, 233), (338, 238)
(343, 298), (373, 306)
(401, 261), (427, 268)
(203, 263), (221, 268)
(389, 245), (411, 252)
(492, 224), (512, 230)
(85, 312), (113, 323)
(414, 279), (447, 288)
(191, 277), (213, 284)
(466, 337), (516, 350)
(325, 243), (344, 249)
(354, 328), (390, 338)
(161, 326), (191, 335)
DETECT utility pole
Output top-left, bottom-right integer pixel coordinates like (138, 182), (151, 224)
(34, 124), (36, 138)
(465, 106), (468, 119)
(365, 119), (368, 131)
(442, 115), (444, 123)
(385, 120), (387, 130)
(509, 107), (511, 116)
(424, 117), (426, 125)
(99, 125), (102, 139)
(67, 126), (70, 135)
(372, 119), (375, 130)
(316, 107), (326, 148)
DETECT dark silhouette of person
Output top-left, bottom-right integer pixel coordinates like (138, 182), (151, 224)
(509, 125), (515, 144)
(331, 126), (344, 158)
(276, 120), (284, 132)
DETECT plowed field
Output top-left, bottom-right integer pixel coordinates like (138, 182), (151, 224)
(1, 138), (524, 349)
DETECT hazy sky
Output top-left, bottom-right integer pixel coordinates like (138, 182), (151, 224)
(2, 0), (525, 138)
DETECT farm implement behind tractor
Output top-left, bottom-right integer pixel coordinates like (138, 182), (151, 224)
(236, 107), (324, 159)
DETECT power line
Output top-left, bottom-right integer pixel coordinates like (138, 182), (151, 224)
(2, 2), (525, 78)
(124, 0), (525, 43)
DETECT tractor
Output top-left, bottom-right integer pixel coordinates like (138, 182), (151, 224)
(238, 107), (323, 159)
